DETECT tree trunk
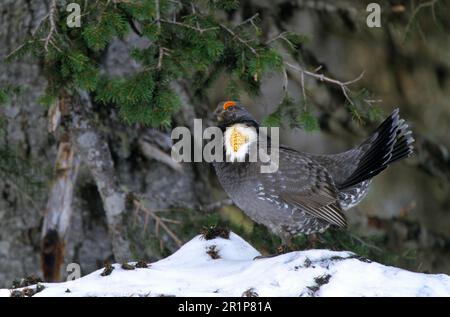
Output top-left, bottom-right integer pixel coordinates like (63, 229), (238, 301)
(70, 91), (131, 263)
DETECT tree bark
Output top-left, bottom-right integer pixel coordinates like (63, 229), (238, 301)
(70, 91), (132, 262)
(41, 140), (79, 282)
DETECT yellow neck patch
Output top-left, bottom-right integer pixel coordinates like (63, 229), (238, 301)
(230, 128), (248, 152)
(224, 123), (257, 162)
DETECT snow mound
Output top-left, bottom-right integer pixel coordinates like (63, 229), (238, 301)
(2, 232), (450, 297)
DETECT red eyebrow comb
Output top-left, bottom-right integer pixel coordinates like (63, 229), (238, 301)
(223, 101), (236, 110)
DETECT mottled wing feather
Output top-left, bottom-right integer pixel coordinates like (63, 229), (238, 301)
(280, 191), (347, 228)
(261, 147), (347, 228)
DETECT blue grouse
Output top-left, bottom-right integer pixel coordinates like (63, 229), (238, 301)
(213, 101), (414, 244)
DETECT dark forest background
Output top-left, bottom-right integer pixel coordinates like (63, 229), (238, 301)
(0, 0), (449, 288)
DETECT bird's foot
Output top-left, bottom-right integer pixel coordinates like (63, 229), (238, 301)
(253, 244), (289, 260)
(276, 244), (287, 254)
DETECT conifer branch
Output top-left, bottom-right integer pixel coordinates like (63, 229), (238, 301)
(32, 13), (49, 36)
(155, 0), (163, 69)
(237, 13), (260, 29)
(219, 23), (257, 54)
(159, 19), (219, 33)
(266, 32), (295, 49)
(44, 0), (57, 52)
(5, 41), (32, 60)
(300, 70), (306, 110)
(190, 2), (201, 30)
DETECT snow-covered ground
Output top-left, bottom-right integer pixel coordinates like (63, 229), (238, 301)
(2, 232), (450, 297)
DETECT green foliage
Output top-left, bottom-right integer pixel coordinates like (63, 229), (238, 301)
(0, 83), (23, 106)
(347, 89), (384, 125)
(262, 111), (281, 128)
(96, 71), (180, 126)
(263, 95), (320, 131)
(82, 10), (128, 51)
(120, 0), (156, 21)
(4, 39), (41, 63)
(0, 88), (8, 105)
(1, 0), (315, 130)
(37, 93), (57, 109)
(61, 51), (99, 91)
(96, 71), (155, 106)
(367, 105), (384, 122)
(246, 49), (283, 82)
(297, 110), (319, 132)
(208, 0), (240, 11)
(4, 0), (301, 127)
(284, 32), (310, 48)
(279, 32), (311, 56)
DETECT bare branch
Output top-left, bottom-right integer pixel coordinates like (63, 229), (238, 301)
(190, 2), (201, 30)
(133, 199), (183, 247)
(159, 19), (219, 33)
(266, 32), (295, 49)
(403, 0), (439, 42)
(32, 13), (49, 36)
(237, 13), (260, 29)
(219, 23), (257, 54)
(300, 70), (306, 109)
(285, 62), (365, 106)
(5, 39), (46, 60)
(138, 137), (183, 172)
(282, 66), (288, 93)
(155, 0), (163, 69)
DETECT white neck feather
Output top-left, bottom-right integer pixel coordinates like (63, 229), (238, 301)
(224, 123), (258, 162)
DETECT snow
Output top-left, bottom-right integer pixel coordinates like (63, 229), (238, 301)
(2, 232), (450, 297)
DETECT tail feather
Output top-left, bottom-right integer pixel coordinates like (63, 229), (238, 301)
(389, 119), (414, 164)
(337, 108), (414, 190)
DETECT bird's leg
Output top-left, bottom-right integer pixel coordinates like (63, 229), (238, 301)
(253, 234), (293, 260)
(305, 233), (318, 249)
(277, 233), (294, 253)
(276, 244), (287, 254)
(280, 233), (295, 252)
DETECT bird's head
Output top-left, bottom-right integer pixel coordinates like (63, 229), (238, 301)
(213, 101), (259, 130)
(213, 101), (259, 162)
